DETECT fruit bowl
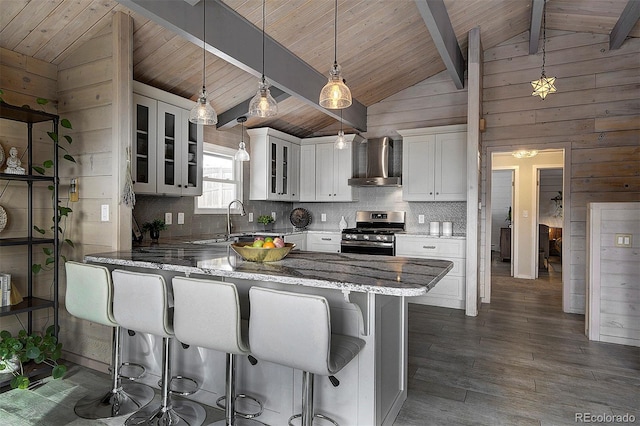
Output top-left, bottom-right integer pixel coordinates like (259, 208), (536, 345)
(230, 242), (295, 262)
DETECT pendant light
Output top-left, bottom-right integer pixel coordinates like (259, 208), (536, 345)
(319, 0), (352, 109)
(235, 116), (250, 162)
(335, 109), (346, 150)
(248, 0), (278, 117)
(531, 0), (557, 100)
(189, 0), (218, 125)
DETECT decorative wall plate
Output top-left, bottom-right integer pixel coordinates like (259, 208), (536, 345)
(0, 205), (7, 233)
(289, 207), (311, 229)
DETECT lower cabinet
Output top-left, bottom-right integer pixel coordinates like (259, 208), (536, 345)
(306, 232), (341, 253)
(284, 233), (306, 251)
(396, 235), (466, 309)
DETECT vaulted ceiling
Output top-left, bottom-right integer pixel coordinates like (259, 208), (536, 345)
(1, 0), (638, 137)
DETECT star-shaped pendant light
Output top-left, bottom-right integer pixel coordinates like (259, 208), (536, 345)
(531, 0), (557, 100)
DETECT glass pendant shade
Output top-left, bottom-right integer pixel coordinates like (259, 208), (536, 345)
(189, 87), (218, 125)
(512, 149), (538, 159)
(335, 130), (346, 150)
(531, 74), (556, 100)
(235, 116), (250, 162)
(320, 63), (352, 109)
(248, 80), (278, 117)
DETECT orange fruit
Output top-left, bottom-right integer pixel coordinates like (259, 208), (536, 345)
(262, 241), (276, 249)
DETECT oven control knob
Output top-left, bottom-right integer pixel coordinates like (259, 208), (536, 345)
(363, 235), (369, 240)
(376, 235), (383, 241)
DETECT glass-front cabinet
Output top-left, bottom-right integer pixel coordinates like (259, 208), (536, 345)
(247, 128), (300, 201)
(132, 82), (203, 196)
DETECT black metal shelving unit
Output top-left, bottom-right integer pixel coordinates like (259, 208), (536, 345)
(0, 103), (59, 338)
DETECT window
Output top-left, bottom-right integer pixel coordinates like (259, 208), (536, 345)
(195, 144), (243, 214)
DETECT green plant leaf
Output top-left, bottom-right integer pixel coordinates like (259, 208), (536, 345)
(63, 154), (76, 163)
(64, 239), (74, 248)
(43, 160), (53, 168)
(64, 135), (72, 144)
(45, 257), (55, 266)
(33, 225), (46, 234)
(43, 247), (53, 256)
(45, 325), (57, 336)
(0, 330), (11, 339)
(18, 330), (26, 338)
(32, 264), (42, 274)
(61, 118), (72, 129)
(59, 206), (73, 216)
(35, 353), (45, 363)
(33, 166), (45, 175)
(52, 364), (67, 379)
(36, 98), (49, 105)
(25, 346), (40, 359)
(48, 185), (54, 191)
(47, 131), (58, 142)
(61, 255), (68, 262)
(11, 375), (30, 390)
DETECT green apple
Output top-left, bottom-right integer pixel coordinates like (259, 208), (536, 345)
(264, 237), (274, 243)
(252, 240), (265, 248)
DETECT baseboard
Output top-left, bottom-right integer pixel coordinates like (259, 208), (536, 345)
(62, 351), (110, 375)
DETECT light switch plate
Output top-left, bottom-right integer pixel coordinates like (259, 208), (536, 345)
(321, 213), (326, 222)
(101, 204), (109, 222)
(177, 212), (184, 225)
(165, 212), (172, 225)
(418, 214), (425, 224)
(271, 211), (276, 221)
(615, 233), (632, 247)
(248, 212), (254, 222)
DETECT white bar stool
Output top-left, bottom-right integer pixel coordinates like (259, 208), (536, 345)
(248, 287), (366, 426)
(112, 269), (206, 426)
(172, 277), (264, 426)
(65, 261), (154, 419)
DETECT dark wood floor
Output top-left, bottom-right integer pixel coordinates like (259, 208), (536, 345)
(394, 254), (640, 426)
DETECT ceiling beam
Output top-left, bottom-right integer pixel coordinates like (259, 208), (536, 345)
(216, 87), (290, 130)
(529, 0), (545, 54)
(414, 0), (465, 89)
(610, 0), (640, 50)
(116, 0), (367, 131)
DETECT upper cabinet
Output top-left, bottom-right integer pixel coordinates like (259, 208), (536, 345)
(132, 82), (203, 196)
(247, 128), (301, 201)
(300, 134), (362, 202)
(398, 124), (467, 202)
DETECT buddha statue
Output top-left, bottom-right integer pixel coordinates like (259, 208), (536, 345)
(4, 147), (26, 175)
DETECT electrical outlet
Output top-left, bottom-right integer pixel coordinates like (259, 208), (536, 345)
(101, 204), (109, 222)
(615, 233), (632, 247)
(271, 211), (276, 221)
(248, 212), (254, 222)
(165, 212), (172, 225)
(418, 214), (425, 224)
(177, 212), (184, 225)
(321, 213), (326, 222)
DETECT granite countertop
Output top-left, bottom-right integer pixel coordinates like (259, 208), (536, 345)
(398, 233), (466, 239)
(85, 242), (453, 297)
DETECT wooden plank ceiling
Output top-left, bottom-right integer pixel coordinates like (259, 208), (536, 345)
(1, 0), (638, 137)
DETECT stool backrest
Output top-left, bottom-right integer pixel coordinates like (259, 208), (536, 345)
(249, 287), (331, 376)
(65, 261), (116, 327)
(173, 277), (248, 354)
(112, 269), (173, 338)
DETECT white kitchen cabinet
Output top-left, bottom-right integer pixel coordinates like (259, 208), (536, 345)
(300, 134), (362, 202)
(398, 124), (467, 202)
(284, 233), (306, 251)
(306, 232), (341, 253)
(247, 128), (301, 201)
(396, 235), (466, 309)
(133, 82), (203, 196)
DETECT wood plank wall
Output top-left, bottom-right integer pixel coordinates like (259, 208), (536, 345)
(482, 30), (640, 314)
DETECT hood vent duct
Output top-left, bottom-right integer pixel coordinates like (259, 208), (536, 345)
(348, 137), (401, 187)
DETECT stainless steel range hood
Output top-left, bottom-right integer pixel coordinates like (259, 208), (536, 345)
(348, 137), (401, 187)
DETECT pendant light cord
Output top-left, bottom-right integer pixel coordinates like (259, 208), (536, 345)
(261, 0), (266, 83)
(333, 0), (338, 66)
(541, 0), (546, 76)
(202, 0), (206, 90)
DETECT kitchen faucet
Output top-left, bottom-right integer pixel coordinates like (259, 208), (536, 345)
(227, 199), (247, 240)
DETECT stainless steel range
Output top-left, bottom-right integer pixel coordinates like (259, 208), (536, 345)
(341, 211), (406, 256)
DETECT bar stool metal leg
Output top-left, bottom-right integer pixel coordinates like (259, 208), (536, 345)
(74, 326), (154, 419)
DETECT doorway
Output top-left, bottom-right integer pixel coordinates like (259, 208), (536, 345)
(484, 147), (571, 312)
(537, 168), (563, 280)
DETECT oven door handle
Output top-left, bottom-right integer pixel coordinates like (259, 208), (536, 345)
(340, 240), (394, 249)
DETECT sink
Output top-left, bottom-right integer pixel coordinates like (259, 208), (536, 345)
(190, 233), (255, 245)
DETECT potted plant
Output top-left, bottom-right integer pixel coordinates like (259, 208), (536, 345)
(257, 214), (275, 230)
(0, 325), (67, 389)
(142, 219), (167, 242)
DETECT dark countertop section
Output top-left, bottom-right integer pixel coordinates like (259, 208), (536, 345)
(85, 241), (453, 297)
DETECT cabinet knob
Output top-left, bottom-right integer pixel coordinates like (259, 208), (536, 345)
(429, 192), (433, 195)
(321, 237), (332, 241)
(423, 245), (436, 249)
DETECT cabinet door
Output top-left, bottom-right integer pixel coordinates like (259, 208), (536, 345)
(180, 110), (203, 196)
(132, 94), (157, 194)
(156, 102), (183, 195)
(402, 135), (436, 201)
(289, 142), (300, 201)
(315, 143), (335, 201)
(268, 137), (291, 200)
(435, 132), (466, 201)
(332, 141), (353, 201)
(299, 145), (316, 201)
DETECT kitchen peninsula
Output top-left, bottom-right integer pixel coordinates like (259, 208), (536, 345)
(85, 242), (453, 426)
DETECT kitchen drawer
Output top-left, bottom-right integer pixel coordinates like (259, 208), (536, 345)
(396, 237), (465, 258)
(306, 232), (341, 253)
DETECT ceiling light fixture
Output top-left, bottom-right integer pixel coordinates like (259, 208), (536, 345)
(248, 0), (278, 117)
(512, 149), (539, 159)
(189, 0), (217, 125)
(531, 0), (556, 100)
(319, 0), (352, 109)
(235, 116), (250, 162)
(335, 109), (346, 150)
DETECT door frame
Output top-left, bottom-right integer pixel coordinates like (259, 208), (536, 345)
(483, 144), (572, 312)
